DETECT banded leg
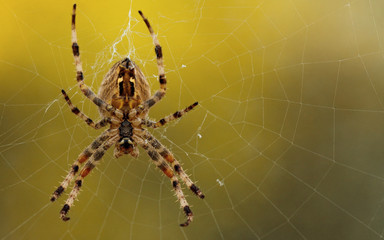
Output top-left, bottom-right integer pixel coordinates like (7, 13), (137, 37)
(133, 135), (193, 227)
(71, 4), (120, 117)
(133, 11), (167, 116)
(131, 90), (165, 117)
(143, 130), (205, 199)
(142, 102), (198, 128)
(51, 129), (116, 202)
(61, 89), (110, 129)
(60, 134), (119, 221)
(138, 10), (166, 90)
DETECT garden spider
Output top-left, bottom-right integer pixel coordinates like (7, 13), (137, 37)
(50, 4), (204, 227)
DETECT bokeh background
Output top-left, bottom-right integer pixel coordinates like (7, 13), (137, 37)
(2, 0), (384, 239)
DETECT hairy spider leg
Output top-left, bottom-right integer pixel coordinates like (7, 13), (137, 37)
(71, 4), (122, 118)
(142, 102), (199, 128)
(131, 11), (167, 117)
(138, 10), (166, 90)
(51, 129), (117, 202)
(61, 89), (113, 129)
(133, 135), (193, 227)
(142, 130), (205, 199)
(60, 134), (119, 221)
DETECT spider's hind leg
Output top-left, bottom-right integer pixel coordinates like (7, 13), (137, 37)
(71, 4), (120, 117)
(132, 11), (167, 116)
(138, 10), (166, 91)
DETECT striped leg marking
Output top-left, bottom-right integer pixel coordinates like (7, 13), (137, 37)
(51, 129), (115, 202)
(132, 11), (166, 116)
(71, 4), (117, 115)
(143, 130), (205, 199)
(143, 102), (198, 128)
(59, 134), (118, 221)
(133, 135), (193, 226)
(129, 90), (165, 117)
(138, 10), (166, 90)
(61, 89), (110, 129)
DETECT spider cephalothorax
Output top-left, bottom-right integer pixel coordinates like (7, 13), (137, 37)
(50, 4), (204, 227)
(117, 115), (135, 152)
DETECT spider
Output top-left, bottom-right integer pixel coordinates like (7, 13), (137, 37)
(50, 4), (204, 227)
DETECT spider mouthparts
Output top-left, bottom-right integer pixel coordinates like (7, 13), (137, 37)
(50, 196), (56, 202)
(62, 216), (70, 222)
(73, 4), (76, 9)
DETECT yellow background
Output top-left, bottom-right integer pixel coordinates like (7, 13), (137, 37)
(1, 0), (384, 239)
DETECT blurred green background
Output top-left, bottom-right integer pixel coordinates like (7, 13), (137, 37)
(2, 0), (384, 239)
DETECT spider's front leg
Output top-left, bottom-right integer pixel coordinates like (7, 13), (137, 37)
(142, 129), (205, 199)
(51, 129), (116, 202)
(60, 134), (119, 221)
(132, 134), (193, 227)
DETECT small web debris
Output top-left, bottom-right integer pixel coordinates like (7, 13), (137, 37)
(181, 64), (186, 68)
(197, 133), (202, 139)
(216, 179), (224, 186)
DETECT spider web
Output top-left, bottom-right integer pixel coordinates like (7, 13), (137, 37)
(1, 0), (384, 239)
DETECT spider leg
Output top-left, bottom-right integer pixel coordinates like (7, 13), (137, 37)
(51, 129), (116, 202)
(138, 11), (166, 91)
(141, 129), (205, 199)
(61, 89), (111, 129)
(132, 11), (166, 116)
(142, 102), (198, 128)
(133, 135), (193, 227)
(71, 4), (121, 117)
(60, 134), (119, 221)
